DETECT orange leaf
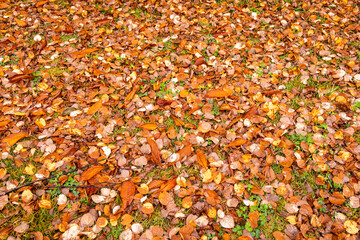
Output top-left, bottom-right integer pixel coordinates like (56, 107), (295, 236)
(196, 149), (208, 169)
(224, 138), (247, 149)
(171, 115), (185, 126)
(205, 89), (230, 98)
(329, 192), (345, 205)
(87, 100), (102, 115)
(15, 18), (27, 27)
(140, 123), (158, 130)
(159, 192), (172, 206)
(147, 138), (161, 165)
(80, 165), (104, 181)
(93, 67), (104, 76)
(248, 210), (259, 229)
(69, 48), (99, 59)
(125, 85), (140, 102)
(120, 180), (136, 211)
(1, 132), (28, 147)
(177, 144), (192, 161)
(154, 177), (177, 194)
(141, 202), (154, 214)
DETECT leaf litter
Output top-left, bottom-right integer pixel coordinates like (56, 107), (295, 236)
(0, 0), (360, 239)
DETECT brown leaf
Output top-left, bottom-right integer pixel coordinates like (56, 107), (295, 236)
(140, 123), (158, 130)
(194, 57), (206, 66)
(224, 138), (247, 149)
(120, 180), (136, 211)
(87, 100), (102, 115)
(147, 138), (161, 165)
(329, 192), (345, 205)
(9, 74), (35, 83)
(156, 98), (172, 107)
(80, 165), (104, 181)
(205, 89), (230, 98)
(1, 132), (28, 147)
(69, 48), (99, 59)
(196, 149), (208, 168)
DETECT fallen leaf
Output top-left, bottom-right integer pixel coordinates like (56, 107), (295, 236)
(220, 215), (235, 229)
(87, 100), (102, 115)
(147, 138), (161, 165)
(196, 149), (208, 168)
(140, 123), (158, 130)
(15, 18), (27, 27)
(205, 89), (230, 98)
(224, 138), (247, 149)
(1, 132), (28, 147)
(69, 48), (99, 58)
(141, 202), (154, 214)
(80, 165), (104, 181)
(248, 210), (259, 229)
(329, 192), (345, 205)
(344, 220), (359, 235)
(120, 180), (136, 211)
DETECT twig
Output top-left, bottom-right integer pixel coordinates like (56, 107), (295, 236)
(2, 158), (129, 195)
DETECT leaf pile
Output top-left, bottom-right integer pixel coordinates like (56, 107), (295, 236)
(1, 0), (360, 239)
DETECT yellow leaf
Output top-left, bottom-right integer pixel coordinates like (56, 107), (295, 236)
(286, 215), (297, 225)
(39, 199), (52, 209)
(1, 132), (28, 147)
(87, 100), (102, 115)
(344, 220), (359, 235)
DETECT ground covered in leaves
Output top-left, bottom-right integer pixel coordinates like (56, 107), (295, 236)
(0, 0), (360, 239)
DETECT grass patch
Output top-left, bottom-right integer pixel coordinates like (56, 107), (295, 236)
(132, 206), (171, 230)
(0, 205), (60, 238)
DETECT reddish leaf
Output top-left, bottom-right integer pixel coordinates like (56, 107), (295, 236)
(194, 57), (206, 66)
